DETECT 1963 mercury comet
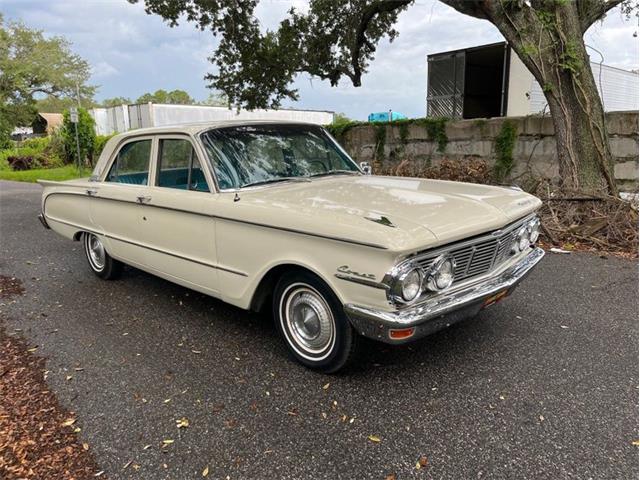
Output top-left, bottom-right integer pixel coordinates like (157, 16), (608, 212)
(39, 121), (544, 372)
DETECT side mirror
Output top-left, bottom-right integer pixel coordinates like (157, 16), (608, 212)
(359, 162), (372, 175)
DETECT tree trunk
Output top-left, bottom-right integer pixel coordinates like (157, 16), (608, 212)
(486, 2), (619, 196)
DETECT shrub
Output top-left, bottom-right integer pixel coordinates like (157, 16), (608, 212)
(0, 136), (64, 171)
(8, 155), (40, 171)
(60, 108), (96, 166)
(94, 134), (115, 160)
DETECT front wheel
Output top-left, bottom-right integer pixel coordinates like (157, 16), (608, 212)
(82, 232), (123, 280)
(273, 270), (358, 373)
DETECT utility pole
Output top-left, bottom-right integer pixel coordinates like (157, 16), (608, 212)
(71, 81), (82, 171)
(70, 107), (81, 171)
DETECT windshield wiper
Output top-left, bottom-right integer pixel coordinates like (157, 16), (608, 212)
(241, 177), (311, 188)
(308, 170), (361, 178)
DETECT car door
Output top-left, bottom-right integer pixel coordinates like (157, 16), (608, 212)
(139, 135), (219, 295)
(90, 135), (155, 267)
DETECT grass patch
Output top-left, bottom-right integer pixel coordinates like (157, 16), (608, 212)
(0, 165), (91, 183)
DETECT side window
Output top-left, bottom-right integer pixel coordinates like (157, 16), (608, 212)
(157, 139), (210, 192)
(106, 140), (151, 185)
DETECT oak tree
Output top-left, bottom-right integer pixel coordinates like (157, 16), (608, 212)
(132, 0), (636, 195)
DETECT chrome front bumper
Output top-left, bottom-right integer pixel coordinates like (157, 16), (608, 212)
(344, 247), (545, 344)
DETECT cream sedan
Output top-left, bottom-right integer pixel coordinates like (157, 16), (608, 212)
(39, 121), (544, 372)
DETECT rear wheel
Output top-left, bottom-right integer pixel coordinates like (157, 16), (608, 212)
(273, 270), (358, 373)
(82, 232), (123, 280)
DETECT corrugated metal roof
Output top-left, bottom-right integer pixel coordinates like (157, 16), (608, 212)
(37, 113), (64, 131)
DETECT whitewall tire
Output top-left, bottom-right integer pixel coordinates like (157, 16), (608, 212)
(273, 270), (358, 373)
(82, 233), (123, 280)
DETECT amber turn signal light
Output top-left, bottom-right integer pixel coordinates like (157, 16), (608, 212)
(388, 327), (415, 340)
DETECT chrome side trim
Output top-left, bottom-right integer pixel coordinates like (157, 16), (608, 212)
(334, 273), (389, 290)
(344, 247), (545, 339)
(43, 214), (249, 277)
(37, 213), (51, 229)
(43, 191), (388, 250)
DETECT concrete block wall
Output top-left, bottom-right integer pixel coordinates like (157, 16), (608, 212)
(338, 111), (639, 191)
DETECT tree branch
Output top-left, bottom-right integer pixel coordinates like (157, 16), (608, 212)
(438, 0), (489, 20)
(578, 0), (624, 32)
(350, 0), (412, 86)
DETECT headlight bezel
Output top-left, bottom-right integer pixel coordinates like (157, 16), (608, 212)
(387, 262), (424, 305)
(425, 254), (456, 292)
(527, 217), (541, 244)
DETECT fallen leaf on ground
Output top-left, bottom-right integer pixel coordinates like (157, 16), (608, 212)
(162, 439), (174, 445)
(416, 456), (428, 469)
(322, 383), (330, 390)
(633, 440), (639, 446)
(191, 350), (202, 354)
(176, 417), (189, 428)
(61, 418), (76, 427)
(384, 474), (396, 480)
(368, 435), (381, 443)
(202, 466), (209, 477)
(82, 443), (89, 451)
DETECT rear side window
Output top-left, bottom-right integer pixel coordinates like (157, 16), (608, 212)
(156, 138), (209, 192)
(106, 140), (151, 185)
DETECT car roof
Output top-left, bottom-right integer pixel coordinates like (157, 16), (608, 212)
(92, 120), (327, 181)
(112, 119), (323, 138)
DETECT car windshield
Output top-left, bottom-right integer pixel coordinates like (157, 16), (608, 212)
(200, 124), (360, 190)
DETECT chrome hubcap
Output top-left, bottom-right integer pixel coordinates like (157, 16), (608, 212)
(87, 234), (105, 270)
(284, 286), (334, 355)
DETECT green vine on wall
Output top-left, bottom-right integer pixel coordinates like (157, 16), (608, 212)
(494, 120), (518, 182)
(325, 117), (449, 163)
(374, 123), (386, 162)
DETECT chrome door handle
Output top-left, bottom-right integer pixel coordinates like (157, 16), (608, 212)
(136, 195), (152, 204)
(86, 189), (98, 196)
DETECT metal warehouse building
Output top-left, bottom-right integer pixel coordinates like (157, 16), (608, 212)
(426, 41), (639, 119)
(90, 104), (335, 136)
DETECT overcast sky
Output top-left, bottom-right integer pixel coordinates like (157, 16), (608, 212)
(2, 0), (638, 120)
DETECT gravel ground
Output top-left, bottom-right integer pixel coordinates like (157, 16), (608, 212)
(0, 180), (638, 479)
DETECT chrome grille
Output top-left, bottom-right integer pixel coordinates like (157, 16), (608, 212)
(414, 217), (531, 285)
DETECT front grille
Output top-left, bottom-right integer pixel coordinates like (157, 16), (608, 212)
(415, 217), (529, 285)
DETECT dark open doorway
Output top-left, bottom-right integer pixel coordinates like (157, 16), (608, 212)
(427, 42), (510, 119)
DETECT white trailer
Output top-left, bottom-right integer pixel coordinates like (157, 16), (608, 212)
(90, 103), (335, 135)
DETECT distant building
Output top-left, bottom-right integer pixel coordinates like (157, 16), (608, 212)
(31, 113), (64, 136)
(426, 41), (639, 119)
(89, 103), (336, 136)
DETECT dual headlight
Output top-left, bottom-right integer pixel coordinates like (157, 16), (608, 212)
(390, 254), (456, 304)
(512, 216), (541, 254)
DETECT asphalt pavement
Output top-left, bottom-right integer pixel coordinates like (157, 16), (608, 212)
(0, 180), (638, 479)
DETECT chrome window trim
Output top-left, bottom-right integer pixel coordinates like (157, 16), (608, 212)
(153, 134), (216, 193)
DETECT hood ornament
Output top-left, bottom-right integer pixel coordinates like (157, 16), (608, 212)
(365, 214), (396, 228)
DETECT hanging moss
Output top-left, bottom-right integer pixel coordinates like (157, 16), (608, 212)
(494, 120), (518, 181)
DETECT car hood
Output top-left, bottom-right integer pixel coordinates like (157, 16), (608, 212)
(229, 175), (542, 253)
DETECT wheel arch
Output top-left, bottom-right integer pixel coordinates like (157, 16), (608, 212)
(249, 262), (339, 313)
